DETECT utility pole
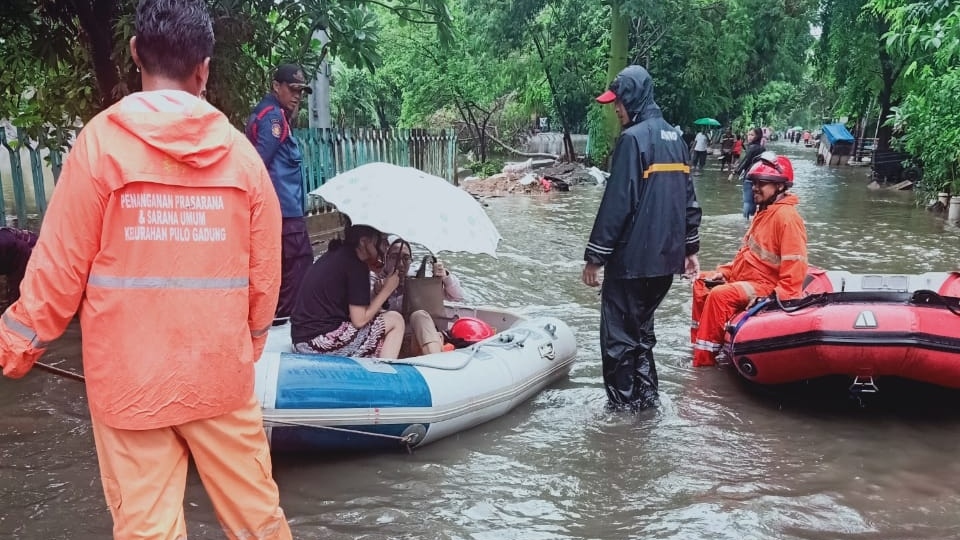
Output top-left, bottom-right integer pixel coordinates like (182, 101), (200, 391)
(308, 29), (331, 129)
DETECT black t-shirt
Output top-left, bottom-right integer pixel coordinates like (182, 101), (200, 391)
(291, 246), (372, 343)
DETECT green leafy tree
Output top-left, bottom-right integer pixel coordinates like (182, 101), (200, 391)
(462, 0), (608, 160)
(816, 0), (909, 151)
(871, 0), (960, 199)
(0, 0), (453, 145)
(392, 3), (510, 161)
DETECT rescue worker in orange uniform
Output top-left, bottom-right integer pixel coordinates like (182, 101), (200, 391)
(0, 1), (293, 538)
(692, 152), (808, 367)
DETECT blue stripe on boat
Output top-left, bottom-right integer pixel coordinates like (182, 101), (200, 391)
(270, 424), (419, 453)
(274, 353), (432, 409)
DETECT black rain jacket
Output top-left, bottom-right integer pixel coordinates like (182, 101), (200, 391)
(733, 141), (765, 178)
(584, 66), (702, 278)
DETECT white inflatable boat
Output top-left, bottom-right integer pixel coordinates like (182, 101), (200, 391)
(254, 305), (577, 453)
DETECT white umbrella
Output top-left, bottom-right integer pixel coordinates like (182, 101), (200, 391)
(310, 162), (502, 256)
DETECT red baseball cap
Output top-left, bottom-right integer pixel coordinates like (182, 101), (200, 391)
(595, 88), (618, 104)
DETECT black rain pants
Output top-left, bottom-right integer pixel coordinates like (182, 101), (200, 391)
(600, 275), (674, 409)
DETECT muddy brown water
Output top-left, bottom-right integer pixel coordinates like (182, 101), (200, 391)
(2, 143), (960, 539)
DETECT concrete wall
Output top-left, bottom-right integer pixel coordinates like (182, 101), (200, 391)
(521, 133), (589, 156)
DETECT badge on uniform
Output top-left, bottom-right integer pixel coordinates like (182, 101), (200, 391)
(271, 119), (282, 139)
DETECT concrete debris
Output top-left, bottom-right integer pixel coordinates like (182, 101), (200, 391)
(462, 161), (603, 197)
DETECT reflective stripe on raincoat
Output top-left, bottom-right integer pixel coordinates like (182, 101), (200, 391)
(0, 90), (282, 430)
(717, 193), (808, 300)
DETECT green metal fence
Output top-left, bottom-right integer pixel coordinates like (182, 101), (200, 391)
(0, 128), (60, 228)
(296, 127), (458, 213)
(0, 126), (457, 225)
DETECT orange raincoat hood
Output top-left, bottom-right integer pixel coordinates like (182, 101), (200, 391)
(107, 90), (235, 170)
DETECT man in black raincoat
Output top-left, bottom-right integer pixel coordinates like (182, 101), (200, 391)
(582, 65), (702, 410)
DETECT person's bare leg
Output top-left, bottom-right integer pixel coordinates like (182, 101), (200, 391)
(410, 310), (443, 355)
(379, 310), (405, 359)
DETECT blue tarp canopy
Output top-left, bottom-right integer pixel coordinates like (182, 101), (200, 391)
(821, 123), (854, 145)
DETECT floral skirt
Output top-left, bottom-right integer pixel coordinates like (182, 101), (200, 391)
(294, 314), (386, 357)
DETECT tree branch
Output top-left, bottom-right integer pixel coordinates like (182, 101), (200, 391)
(486, 131), (559, 160)
(364, 0), (441, 25)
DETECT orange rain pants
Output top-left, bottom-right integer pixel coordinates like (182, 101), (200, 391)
(691, 277), (769, 367)
(90, 393), (292, 540)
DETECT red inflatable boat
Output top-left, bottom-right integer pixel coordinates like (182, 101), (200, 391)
(725, 270), (960, 389)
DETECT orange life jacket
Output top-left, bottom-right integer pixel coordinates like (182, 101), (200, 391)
(0, 90), (282, 430)
(718, 193), (808, 300)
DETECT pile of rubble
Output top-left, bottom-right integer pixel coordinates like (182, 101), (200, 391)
(461, 159), (609, 197)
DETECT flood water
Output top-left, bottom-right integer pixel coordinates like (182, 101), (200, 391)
(3, 143), (960, 539)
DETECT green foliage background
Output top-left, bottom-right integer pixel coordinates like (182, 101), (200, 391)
(1, 0), (958, 201)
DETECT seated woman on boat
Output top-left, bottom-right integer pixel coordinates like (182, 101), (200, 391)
(291, 225), (405, 358)
(372, 236), (465, 355)
(691, 152), (808, 367)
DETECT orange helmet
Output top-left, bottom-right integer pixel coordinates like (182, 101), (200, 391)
(747, 151), (794, 188)
(450, 317), (496, 343)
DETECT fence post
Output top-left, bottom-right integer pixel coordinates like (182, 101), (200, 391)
(50, 148), (63, 184)
(446, 128), (457, 184)
(0, 151), (6, 226)
(373, 129), (383, 163)
(344, 128), (355, 173)
(389, 129), (399, 165)
(321, 128), (336, 182)
(332, 128), (343, 177)
(294, 128), (313, 212)
(22, 129), (48, 217)
(0, 129), (28, 226)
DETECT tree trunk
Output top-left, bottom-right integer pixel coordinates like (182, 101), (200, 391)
(478, 113), (489, 163)
(875, 18), (897, 152)
(562, 129), (576, 161)
(601, 0), (629, 164)
(375, 103), (390, 129)
(75, 0), (121, 110)
(532, 33), (573, 161)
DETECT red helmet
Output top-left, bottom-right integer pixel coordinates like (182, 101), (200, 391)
(747, 152), (794, 188)
(450, 317), (496, 343)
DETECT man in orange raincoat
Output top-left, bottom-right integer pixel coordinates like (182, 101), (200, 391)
(0, 1), (292, 538)
(692, 152), (808, 367)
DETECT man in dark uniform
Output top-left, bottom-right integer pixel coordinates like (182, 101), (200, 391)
(246, 64), (314, 324)
(582, 65), (702, 410)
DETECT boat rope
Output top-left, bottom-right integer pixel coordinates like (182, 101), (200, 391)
(32, 363), (419, 449)
(771, 292), (829, 313)
(729, 297), (772, 346)
(376, 331), (530, 370)
(729, 293), (828, 350)
(727, 297), (768, 356)
(264, 419), (419, 448)
(35, 362), (85, 382)
(377, 346), (482, 370)
(910, 289), (960, 316)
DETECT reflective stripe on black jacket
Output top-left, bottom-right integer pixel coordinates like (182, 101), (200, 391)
(584, 117), (702, 278)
